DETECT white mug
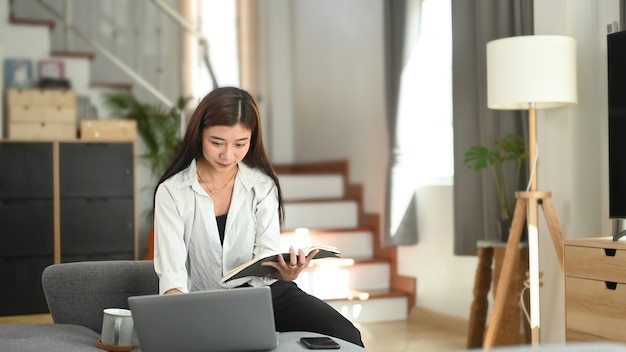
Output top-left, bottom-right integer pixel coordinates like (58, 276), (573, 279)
(101, 308), (134, 346)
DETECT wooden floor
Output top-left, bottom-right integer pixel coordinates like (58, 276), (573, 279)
(359, 307), (468, 352)
(0, 313), (53, 324)
(0, 307), (468, 352)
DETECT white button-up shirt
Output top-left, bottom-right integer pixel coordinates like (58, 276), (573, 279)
(153, 159), (280, 294)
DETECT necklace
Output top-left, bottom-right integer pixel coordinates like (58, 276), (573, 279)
(197, 165), (238, 194)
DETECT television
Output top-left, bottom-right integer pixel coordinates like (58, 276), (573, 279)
(608, 30), (626, 223)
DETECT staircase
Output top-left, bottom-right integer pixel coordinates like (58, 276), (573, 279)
(1, 0), (416, 323)
(2, 4), (127, 120)
(275, 161), (415, 323)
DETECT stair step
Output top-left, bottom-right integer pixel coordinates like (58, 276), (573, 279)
(2, 23), (50, 60)
(345, 261), (390, 291)
(9, 16), (54, 30)
(51, 51), (95, 60)
(296, 260), (390, 295)
(280, 229), (373, 260)
(279, 174), (344, 200)
(326, 289), (411, 301)
(9, 0), (56, 27)
(326, 291), (409, 323)
(283, 201), (358, 230)
(90, 82), (133, 90)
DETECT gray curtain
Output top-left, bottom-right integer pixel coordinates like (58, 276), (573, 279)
(383, 0), (420, 247)
(452, 0), (533, 255)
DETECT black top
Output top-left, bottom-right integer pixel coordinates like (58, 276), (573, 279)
(216, 214), (227, 245)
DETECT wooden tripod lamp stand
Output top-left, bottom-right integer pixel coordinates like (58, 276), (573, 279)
(482, 35), (578, 348)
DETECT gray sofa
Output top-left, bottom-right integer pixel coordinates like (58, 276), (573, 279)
(0, 260), (368, 352)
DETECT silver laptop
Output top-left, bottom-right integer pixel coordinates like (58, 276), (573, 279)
(128, 286), (278, 352)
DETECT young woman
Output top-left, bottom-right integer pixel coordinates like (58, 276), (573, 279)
(152, 87), (364, 346)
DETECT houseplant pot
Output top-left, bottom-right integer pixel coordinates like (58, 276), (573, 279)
(464, 133), (528, 242)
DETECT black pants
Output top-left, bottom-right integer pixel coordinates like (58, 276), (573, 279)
(270, 280), (364, 347)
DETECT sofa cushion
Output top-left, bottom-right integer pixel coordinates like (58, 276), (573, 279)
(0, 324), (109, 352)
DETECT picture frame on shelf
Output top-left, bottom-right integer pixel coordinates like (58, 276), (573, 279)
(38, 60), (65, 80)
(4, 58), (33, 88)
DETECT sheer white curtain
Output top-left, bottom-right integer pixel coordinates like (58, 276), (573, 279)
(386, 0), (452, 244)
(396, 0), (452, 184)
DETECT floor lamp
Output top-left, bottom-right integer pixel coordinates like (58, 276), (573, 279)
(482, 35), (578, 348)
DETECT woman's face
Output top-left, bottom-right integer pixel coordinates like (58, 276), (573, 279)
(201, 123), (252, 173)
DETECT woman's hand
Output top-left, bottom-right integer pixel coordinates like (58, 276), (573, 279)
(263, 246), (319, 281)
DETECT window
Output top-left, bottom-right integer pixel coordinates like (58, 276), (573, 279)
(195, 0), (240, 95)
(396, 0), (453, 186)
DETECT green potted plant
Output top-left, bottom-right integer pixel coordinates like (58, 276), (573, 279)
(463, 133), (528, 241)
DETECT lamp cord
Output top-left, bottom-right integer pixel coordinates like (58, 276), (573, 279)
(520, 270), (543, 326)
(525, 142), (539, 192)
(520, 277), (531, 325)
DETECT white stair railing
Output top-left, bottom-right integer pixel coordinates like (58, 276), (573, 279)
(36, 0), (174, 107)
(22, 0), (218, 108)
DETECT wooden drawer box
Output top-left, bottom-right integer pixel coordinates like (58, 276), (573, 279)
(6, 89), (34, 106)
(8, 122), (76, 140)
(80, 120), (137, 141)
(7, 89), (77, 138)
(43, 107), (76, 123)
(50, 90), (76, 107)
(8, 106), (45, 122)
(7, 89), (50, 106)
(9, 106), (76, 123)
(564, 237), (626, 342)
(6, 88), (75, 107)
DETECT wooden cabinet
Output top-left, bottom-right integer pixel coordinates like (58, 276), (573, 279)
(564, 237), (626, 342)
(0, 140), (136, 316)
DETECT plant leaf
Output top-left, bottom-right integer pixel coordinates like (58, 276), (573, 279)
(464, 146), (497, 171)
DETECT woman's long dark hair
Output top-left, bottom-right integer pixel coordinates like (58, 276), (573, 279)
(155, 87), (284, 223)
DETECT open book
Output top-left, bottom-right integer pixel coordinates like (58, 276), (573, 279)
(222, 244), (341, 283)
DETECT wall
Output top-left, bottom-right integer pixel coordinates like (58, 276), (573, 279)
(257, 0), (295, 164)
(534, 0), (618, 343)
(0, 0), (52, 138)
(291, 0), (388, 214)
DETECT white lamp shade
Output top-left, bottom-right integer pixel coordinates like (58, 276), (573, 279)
(487, 35), (578, 110)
